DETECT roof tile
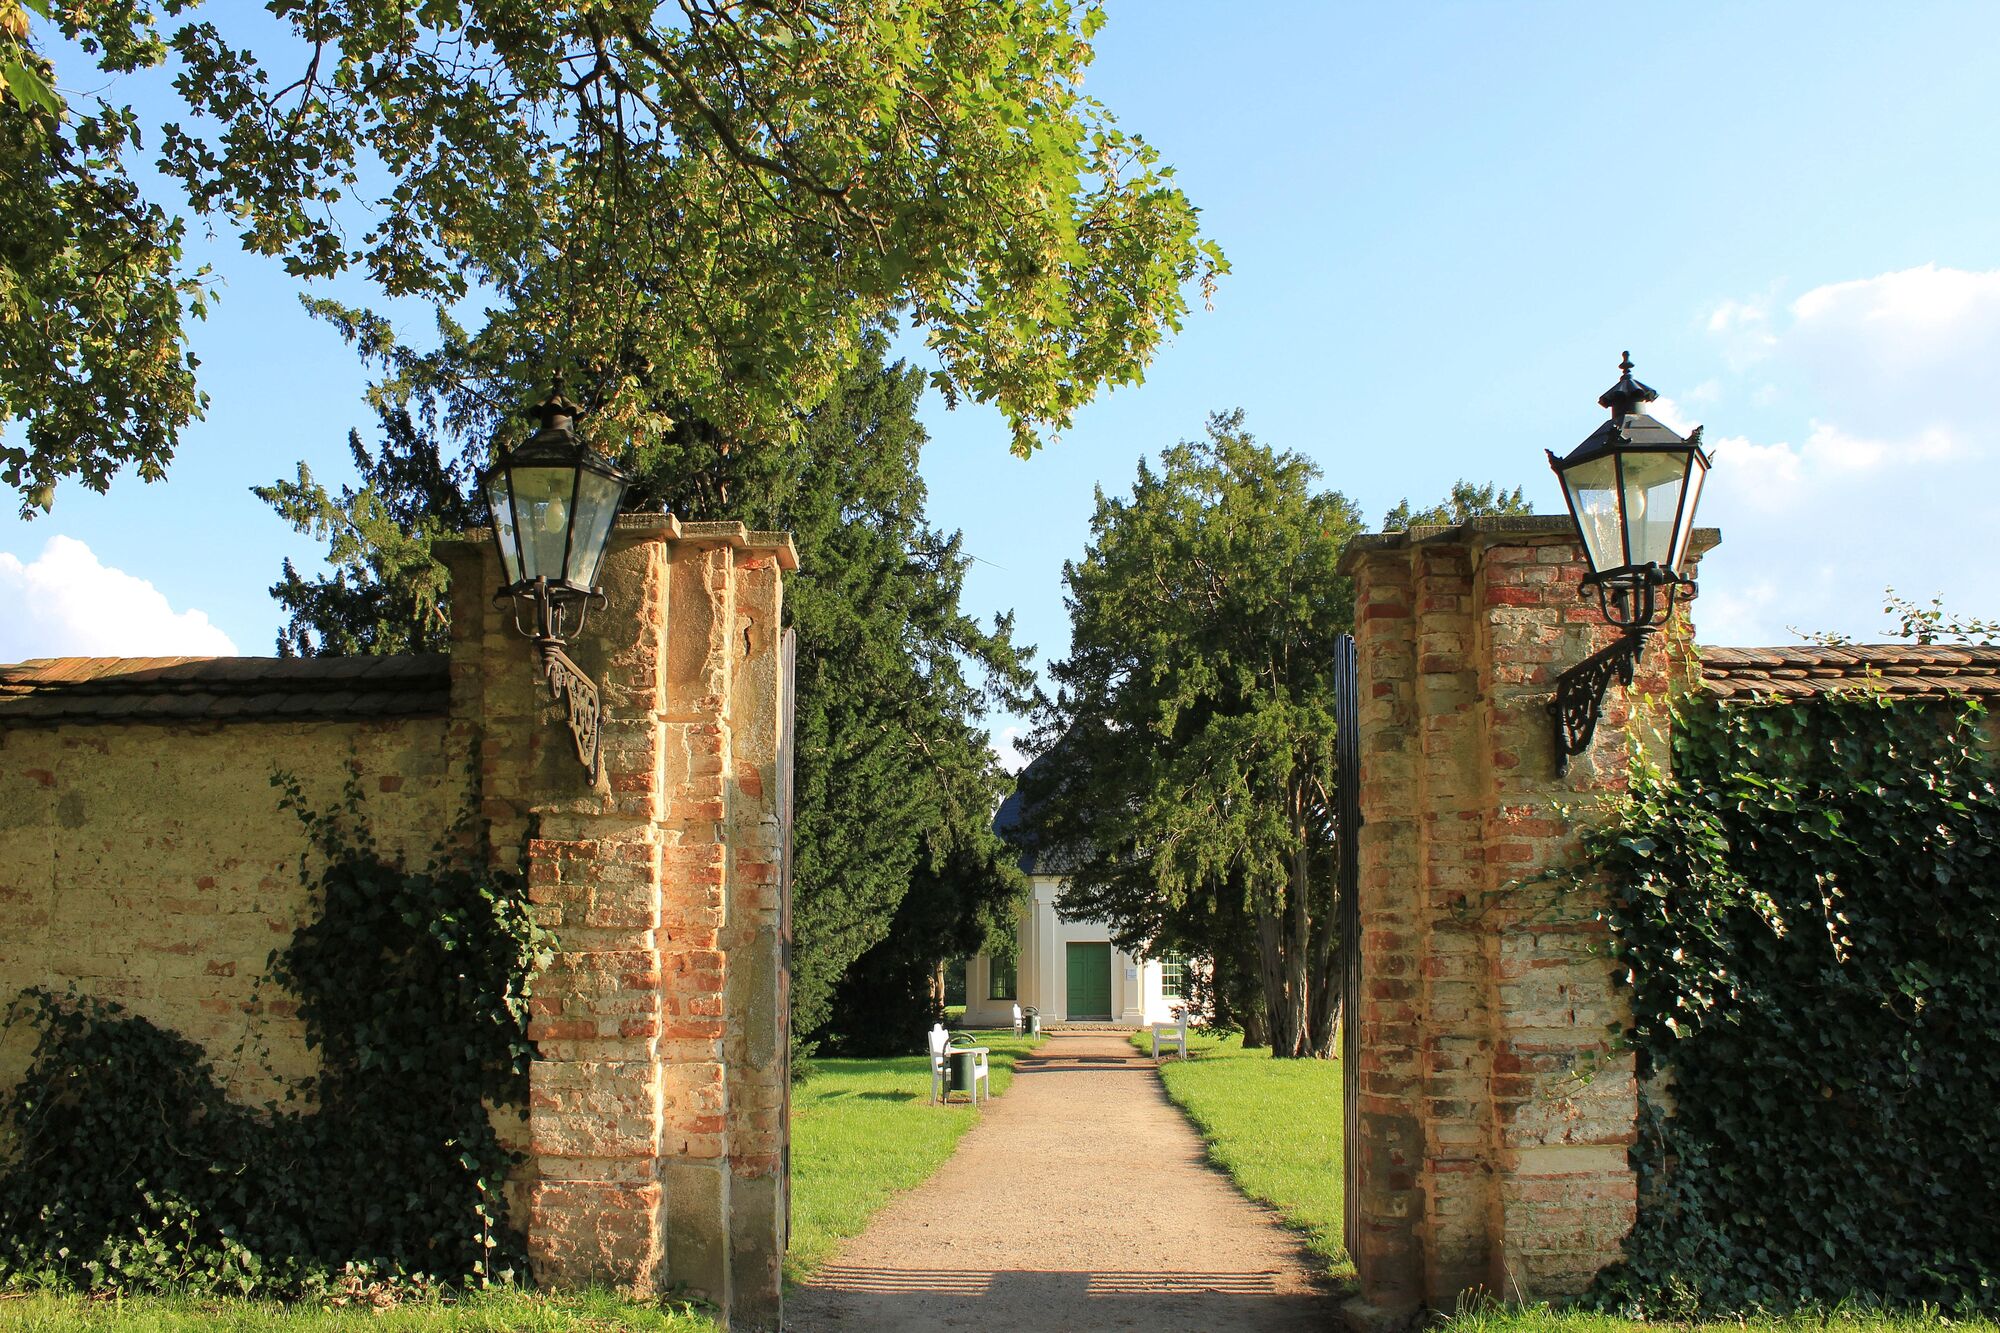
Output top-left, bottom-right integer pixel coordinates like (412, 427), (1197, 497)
(1701, 644), (2000, 701)
(0, 654), (450, 727)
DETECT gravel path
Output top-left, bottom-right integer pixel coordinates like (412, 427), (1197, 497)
(786, 1032), (1338, 1331)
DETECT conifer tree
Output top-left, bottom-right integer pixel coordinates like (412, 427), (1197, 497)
(1026, 412), (1362, 1057)
(261, 340), (1029, 1051)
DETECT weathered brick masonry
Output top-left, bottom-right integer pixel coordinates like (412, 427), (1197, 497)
(1339, 516), (1717, 1318)
(0, 517), (794, 1331)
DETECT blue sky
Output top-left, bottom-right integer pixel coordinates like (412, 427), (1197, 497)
(6, 3), (2000, 764)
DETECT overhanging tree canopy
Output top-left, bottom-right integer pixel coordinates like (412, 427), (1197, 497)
(2, 0), (1224, 514)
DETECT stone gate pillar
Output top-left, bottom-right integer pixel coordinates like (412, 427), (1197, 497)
(438, 517), (795, 1331)
(1338, 516), (1716, 1320)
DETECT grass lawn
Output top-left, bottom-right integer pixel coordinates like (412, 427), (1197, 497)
(0, 1289), (714, 1332)
(787, 1028), (1040, 1285)
(1133, 1028), (1349, 1277)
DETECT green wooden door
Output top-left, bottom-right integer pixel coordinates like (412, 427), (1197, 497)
(1065, 942), (1112, 1020)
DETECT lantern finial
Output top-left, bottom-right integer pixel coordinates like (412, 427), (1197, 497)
(528, 378), (581, 437)
(1597, 350), (1657, 425)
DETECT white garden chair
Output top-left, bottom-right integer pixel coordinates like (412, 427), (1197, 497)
(927, 1023), (949, 1102)
(928, 1023), (991, 1104)
(1151, 1007), (1190, 1060)
(1011, 1002), (1023, 1035)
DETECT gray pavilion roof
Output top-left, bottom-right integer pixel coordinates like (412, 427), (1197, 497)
(992, 747), (1090, 877)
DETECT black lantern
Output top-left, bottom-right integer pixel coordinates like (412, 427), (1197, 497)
(482, 385), (634, 779)
(1545, 353), (1712, 774)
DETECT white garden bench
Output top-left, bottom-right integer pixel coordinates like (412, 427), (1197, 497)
(1150, 1010), (1190, 1060)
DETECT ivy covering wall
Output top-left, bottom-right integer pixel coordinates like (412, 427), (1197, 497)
(0, 776), (543, 1295)
(1582, 693), (2000, 1314)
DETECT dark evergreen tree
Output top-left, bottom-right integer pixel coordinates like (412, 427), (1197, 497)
(261, 341), (1031, 1053)
(1025, 412), (1362, 1058)
(1022, 425), (1522, 1057)
(255, 409), (477, 657)
(824, 829), (1024, 1056)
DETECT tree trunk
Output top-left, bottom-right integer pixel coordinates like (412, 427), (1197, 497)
(1238, 999), (1269, 1050)
(1228, 945), (1269, 1049)
(1254, 892), (1299, 1056)
(1212, 868), (1269, 1048)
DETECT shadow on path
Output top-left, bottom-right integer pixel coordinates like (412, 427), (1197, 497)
(795, 1266), (1313, 1330)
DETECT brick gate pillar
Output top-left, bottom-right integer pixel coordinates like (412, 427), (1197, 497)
(438, 517), (795, 1331)
(1339, 516), (1716, 1320)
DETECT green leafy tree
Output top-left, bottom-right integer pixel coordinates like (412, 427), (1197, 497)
(3, 0), (1222, 515)
(0, 2), (58, 120)
(0, 0), (205, 515)
(262, 341), (1030, 1051)
(1024, 411), (1364, 1058)
(1380, 478), (1530, 531)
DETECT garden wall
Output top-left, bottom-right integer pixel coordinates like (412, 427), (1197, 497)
(0, 664), (460, 1103)
(1596, 646), (2000, 1314)
(1338, 517), (2000, 1323)
(0, 517), (796, 1331)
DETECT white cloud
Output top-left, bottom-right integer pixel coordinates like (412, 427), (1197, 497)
(1780, 263), (2000, 438)
(990, 724), (1030, 775)
(1703, 289), (1782, 369)
(1692, 264), (2000, 646)
(1692, 575), (1781, 647)
(1706, 420), (1963, 515)
(1790, 262), (2000, 339)
(1648, 394), (1701, 436)
(0, 536), (238, 662)
(1707, 297), (1770, 335)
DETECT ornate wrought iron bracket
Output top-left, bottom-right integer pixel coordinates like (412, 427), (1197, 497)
(540, 640), (603, 780)
(496, 577), (608, 782)
(1550, 627), (1652, 776)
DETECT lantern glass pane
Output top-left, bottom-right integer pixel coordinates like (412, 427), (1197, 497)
(566, 468), (626, 589)
(1560, 454), (1622, 574)
(511, 465), (577, 584)
(1670, 453), (1709, 573)
(485, 473), (522, 586)
(1621, 450), (1693, 569)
